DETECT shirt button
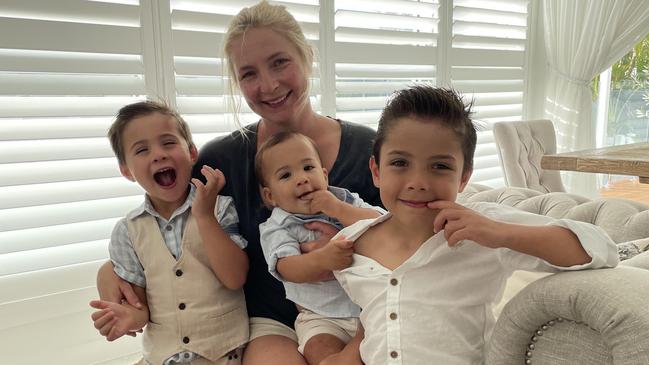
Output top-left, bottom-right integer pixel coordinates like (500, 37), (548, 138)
(178, 303), (186, 310)
(390, 351), (398, 358)
(184, 353), (190, 358)
(175, 269), (183, 277)
(165, 225), (172, 231)
(183, 336), (190, 344)
(390, 278), (398, 286)
(389, 312), (397, 320)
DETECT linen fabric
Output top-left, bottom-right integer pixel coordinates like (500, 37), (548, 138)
(334, 202), (618, 365)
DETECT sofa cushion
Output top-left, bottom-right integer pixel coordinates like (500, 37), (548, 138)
(458, 184), (649, 244)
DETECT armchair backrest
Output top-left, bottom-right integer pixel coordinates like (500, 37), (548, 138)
(493, 119), (565, 193)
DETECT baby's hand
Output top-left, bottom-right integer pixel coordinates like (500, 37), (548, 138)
(428, 200), (504, 248)
(317, 235), (354, 271)
(191, 166), (225, 218)
(305, 189), (341, 217)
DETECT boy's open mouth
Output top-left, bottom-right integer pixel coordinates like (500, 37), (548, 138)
(154, 167), (176, 187)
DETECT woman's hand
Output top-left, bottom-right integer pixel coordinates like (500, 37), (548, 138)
(89, 299), (148, 341)
(94, 262), (143, 339)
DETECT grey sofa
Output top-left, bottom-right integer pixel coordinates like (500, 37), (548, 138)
(457, 184), (649, 365)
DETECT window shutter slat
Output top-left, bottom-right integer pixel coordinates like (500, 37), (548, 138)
(335, 0), (438, 129)
(0, 49), (143, 74)
(0, 96), (141, 118)
(0, 17), (142, 54)
(0, 178), (141, 210)
(1, 196), (141, 232)
(0, 73), (145, 95)
(1, 218), (118, 255)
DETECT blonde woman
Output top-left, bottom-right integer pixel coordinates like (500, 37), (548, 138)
(94, 2), (378, 364)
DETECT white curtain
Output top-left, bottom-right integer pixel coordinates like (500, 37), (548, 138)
(542, 0), (649, 197)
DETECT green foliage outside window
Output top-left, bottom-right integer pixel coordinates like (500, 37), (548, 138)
(591, 33), (649, 143)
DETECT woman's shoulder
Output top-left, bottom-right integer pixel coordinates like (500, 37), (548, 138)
(337, 119), (376, 140)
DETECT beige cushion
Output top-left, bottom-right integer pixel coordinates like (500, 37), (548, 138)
(458, 184), (649, 243)
(486, 266), (649, 365)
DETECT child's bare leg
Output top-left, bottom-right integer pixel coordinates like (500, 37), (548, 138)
(320, 324), (363, 365)
(303, 333), (346, 365)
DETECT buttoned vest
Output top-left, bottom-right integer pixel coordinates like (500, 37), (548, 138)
(128, 213), (248, 365)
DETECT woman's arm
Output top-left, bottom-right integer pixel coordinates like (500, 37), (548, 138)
(90, 284), (149, 341)
(96, 261), (142, 306)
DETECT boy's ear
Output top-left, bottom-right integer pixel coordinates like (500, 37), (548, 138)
(261, 186), (276, 207)
(458, 168), (473, 193)
(369, 156), (380, 188)
(119, 164), (135, 182)
(189, 144), (198, 163)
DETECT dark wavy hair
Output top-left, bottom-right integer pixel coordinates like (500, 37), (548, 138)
(372, 85), (476, 173)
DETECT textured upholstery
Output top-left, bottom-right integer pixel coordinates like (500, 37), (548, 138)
(493, 120), (566, 193)
(458, 184), (649, 243)
(457, 184), (649, 365)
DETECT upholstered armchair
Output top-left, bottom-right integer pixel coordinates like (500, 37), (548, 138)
(493, 120), (566, 193)
(457, 184), (649, 364)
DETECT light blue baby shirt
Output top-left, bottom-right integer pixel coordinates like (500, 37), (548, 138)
(259, 186), (384, 318)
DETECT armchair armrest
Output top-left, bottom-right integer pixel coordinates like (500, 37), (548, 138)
(485, 266), (649, 365)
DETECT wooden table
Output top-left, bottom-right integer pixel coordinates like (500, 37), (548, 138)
(541, 142), (649, 184)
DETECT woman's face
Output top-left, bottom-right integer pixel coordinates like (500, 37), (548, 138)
(229, 27), (310, 125)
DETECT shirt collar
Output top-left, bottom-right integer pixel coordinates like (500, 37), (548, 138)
(127, 184), (195, 221)
(269, 206), (338, 226)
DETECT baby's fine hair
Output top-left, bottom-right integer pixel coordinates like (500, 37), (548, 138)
(372, 85), (476, 173)
(255, 131), (322, 187)
(108, 100), (193, 165)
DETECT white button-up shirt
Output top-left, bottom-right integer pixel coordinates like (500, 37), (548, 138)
(334, 202), (618, 365)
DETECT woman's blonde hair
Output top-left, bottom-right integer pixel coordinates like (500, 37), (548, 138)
(223, 1), (314, 127)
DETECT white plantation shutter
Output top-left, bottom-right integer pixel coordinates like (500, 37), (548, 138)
(169, 0), (321, 138)
(333, 0), (439, 126)
(2, 1), (533, 363)
(450, 0), (530, 187)
(0, 0), (144, 363)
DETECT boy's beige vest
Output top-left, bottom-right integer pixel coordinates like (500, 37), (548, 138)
(127, 213), (248, 365)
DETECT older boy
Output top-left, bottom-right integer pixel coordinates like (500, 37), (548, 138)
(331, 86), (618, 365)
